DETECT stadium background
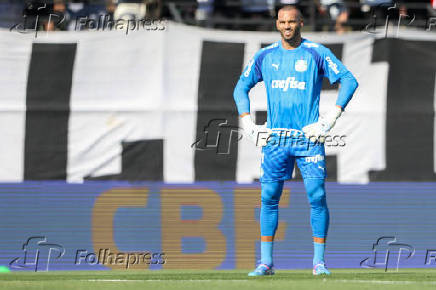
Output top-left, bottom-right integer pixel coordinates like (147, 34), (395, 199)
(0, 0), (436, 271)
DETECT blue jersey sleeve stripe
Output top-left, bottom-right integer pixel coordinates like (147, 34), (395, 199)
(254, 60), (263, 81)
(301, 46), (324, 76)
(233, 44), (278, 116)
(255, 44), (279, 81)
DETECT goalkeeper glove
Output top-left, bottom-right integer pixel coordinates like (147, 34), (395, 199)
(241, 114), (272, 147)
(302, 106), (342, 143)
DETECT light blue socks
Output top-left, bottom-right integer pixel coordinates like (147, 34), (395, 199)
(261, 241), (273, 266)
(313, 242), (326, 265)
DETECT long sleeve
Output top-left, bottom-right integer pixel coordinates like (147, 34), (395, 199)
(233, 53), (264, 116)
(318, 45), (358, 109)
(336, 71), (358, 109)
(233, 78), (253, 115)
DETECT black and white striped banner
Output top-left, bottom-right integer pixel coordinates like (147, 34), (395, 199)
(0, 24), (435, 183)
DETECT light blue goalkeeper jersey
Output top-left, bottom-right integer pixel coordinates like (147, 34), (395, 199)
(234, 38), (353, 131)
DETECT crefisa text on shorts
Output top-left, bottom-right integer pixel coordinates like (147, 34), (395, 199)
(75, 249), (166, 269)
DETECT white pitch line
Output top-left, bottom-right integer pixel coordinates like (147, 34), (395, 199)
(87, 280), (144, 282)
(84, 279), (436, 285)
(327, 279), (436, 285)
(86, 279), (248, 282)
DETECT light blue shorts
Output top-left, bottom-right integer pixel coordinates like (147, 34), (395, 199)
(260, 131), (326, 182)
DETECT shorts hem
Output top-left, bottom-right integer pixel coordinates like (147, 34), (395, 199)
(301, 176), (326, 180)
(260, 175), (292, 183)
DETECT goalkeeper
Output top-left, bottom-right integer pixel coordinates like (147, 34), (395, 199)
(233, 5), (358, 276)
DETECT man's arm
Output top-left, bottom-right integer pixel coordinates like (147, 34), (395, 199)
(336, 71), (358, 110)
(233, 78), (252, 117)
(233, 56), (271, 146)
(312, 72), (359, 139)
(303, 47), (358, 142)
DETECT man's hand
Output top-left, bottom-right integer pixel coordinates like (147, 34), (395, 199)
(241, 114), (272, 147)
(302, 106), (342, 143)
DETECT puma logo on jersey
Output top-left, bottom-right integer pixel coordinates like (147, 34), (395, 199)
(325, 56), (339, 74)
(272, 63), (279, 70)
(271, 77), (306, 91)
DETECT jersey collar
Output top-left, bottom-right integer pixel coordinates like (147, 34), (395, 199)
(278, 38), (306, 52)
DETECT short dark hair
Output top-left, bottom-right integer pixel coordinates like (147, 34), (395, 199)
(277, 5), (303, 21)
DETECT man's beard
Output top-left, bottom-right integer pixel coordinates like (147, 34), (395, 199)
(281, 27), (301, 45)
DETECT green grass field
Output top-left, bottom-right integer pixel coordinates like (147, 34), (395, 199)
(1, 269), (436, 290)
